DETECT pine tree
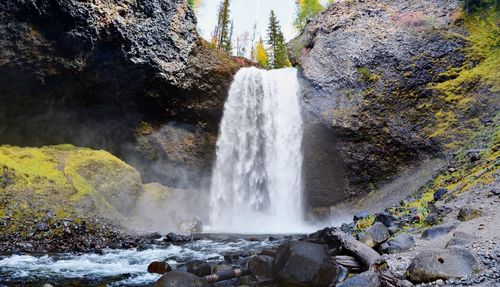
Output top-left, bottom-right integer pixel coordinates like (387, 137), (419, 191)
(267, 10), (291, 69)
(215, 0), (231, 54)
(254, 38), (268, 68)
(222, 20), (234, 54)
(294, 0), (323, 31)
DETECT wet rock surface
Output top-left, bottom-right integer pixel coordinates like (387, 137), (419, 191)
(154, 271), (210, 287)
(273, 241), (340, 287)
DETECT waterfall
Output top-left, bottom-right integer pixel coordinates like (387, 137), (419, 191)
(208, 67), (307, 233)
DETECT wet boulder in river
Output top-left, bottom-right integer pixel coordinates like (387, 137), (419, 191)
(273, 241), (340, 287)
(186, 260), (212, 277)
(248, 255), (274, 279)
(147, 261), (172, 275)
(155, 271), (210, 287)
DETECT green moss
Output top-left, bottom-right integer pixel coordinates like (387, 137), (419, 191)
(355, 215), (375, 231)
(357, 67), (380, 82)
(426, 7), (499, 150)
(0, 144), (145, 238)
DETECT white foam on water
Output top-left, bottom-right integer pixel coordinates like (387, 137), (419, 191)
(0, 239), (276, 285)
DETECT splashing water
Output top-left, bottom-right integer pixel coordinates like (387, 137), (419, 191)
(209, 67), (309, 233)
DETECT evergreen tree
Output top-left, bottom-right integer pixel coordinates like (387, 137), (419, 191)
(254, 38), (268, 68)
(294, 0), (323, 31)
(222, 20), (234, 54)
(267, 10), (291, 69)
(213, 0), (231, 54)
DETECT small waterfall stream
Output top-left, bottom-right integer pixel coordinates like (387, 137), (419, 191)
(208, 67), (307, 233)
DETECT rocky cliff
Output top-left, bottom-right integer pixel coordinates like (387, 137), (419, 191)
(291, 0), (498, 207)
(0, 0), (240, 187)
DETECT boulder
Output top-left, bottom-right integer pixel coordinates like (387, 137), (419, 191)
(223, 252), (240, 262)
(213, 263), (232, 273)
(154, 271), (210, 287)
(374, 212), (398, 228)
(147, 261), (172, 275)
(379, 234), (416, 254)
(358, 222), (390, 247)
(421, 223), (456, 240)
(424, 213), (440, 226)
(178, 219), (203, 234)
(273, 241), (340, 287)
(387, 225), (401, 235)
(248, 255), (274, 279)
(186, 260), (211, 277)
(457, 207), (482, 221)
(406, 247), (481, 283)
(433, 189), (448, 201)
(165, 233), (189, 243)
(445, 232), (477, 248)
(337, 271), (380, 287)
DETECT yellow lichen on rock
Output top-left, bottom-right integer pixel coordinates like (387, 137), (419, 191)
(0, 144), (144, 222)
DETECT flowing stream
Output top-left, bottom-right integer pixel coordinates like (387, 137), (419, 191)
(0, 238), (280, 286)
(209, 67), (308, 233)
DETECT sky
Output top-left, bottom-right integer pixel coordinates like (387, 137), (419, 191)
(195, 0), (331, 57)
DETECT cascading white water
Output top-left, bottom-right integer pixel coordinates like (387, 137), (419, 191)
(208, 67), (307, 233)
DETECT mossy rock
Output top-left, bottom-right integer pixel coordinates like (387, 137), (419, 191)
(0, 144), (143, 223)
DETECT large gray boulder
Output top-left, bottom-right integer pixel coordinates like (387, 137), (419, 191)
(379, 233), (415, 254)
(445, 232), (477, 248)
(337, 271), (380, 287)
(248, 255), (274, 279)
(421, 223), (456, 240)
(273, 241), (340, 287)
(359, 222), (390, 247)
(154, 271), (210, 287)
(406, 247), (481, 283)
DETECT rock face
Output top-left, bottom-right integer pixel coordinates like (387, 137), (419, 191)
(0, 0), (239, 188)
(289, 0), (498, 204)
(406, 247), (481, 283)
(273, 241), (340, 287)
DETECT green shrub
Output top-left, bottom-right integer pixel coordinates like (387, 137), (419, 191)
(460, 0), (497, 13)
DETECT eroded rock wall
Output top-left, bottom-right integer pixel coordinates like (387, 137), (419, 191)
(291, 0), (498, 205)
(0, 0), (239, 188)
